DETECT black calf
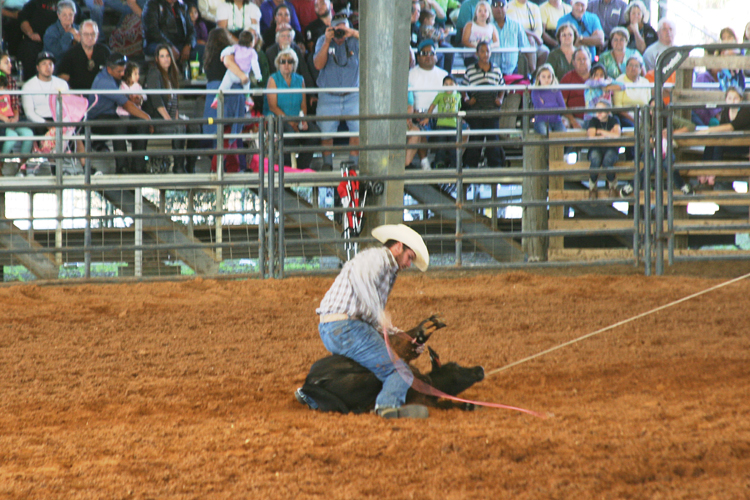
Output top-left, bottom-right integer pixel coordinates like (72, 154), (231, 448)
(299, 347), (485, 414)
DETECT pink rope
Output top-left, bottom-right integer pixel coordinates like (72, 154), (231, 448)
(383, 327), (547, 419)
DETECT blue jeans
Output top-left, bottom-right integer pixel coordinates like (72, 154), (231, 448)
(533, 120), (566, 135)
(589, 147), (619, 183)
(4, 126), (34, 154)
(316, 93), (359, 134)
(319, 320), (412, 409)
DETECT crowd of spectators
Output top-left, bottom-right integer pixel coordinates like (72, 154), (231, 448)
(0, 0), (747, 178)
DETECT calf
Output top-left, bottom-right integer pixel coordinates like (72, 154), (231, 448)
(298, 346), (485, 414)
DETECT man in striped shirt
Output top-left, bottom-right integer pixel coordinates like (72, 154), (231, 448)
(462, 42), (506, 168)
(296, 224), (431, 419)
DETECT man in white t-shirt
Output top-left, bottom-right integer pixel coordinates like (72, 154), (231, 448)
(407, 39), (447, 170)
(21, 51), (70, 134)
(216, 0), (262, 37)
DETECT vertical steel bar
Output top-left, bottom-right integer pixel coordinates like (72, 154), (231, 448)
(258, 116), (266, 278)
(215, 95), (224, 263)
(277, 116), (286, 279)
(455, 114), (464, 267)
(643, 105), (652, 276)
(135, 187), (143, 277)
(633, 105), (641, 266)
(654, 101), (664, 276)
(666, 109), (675, 266)
(55, 93), (63, 267)
(267, 115), (275, 279)
(84, 124), (92, 279)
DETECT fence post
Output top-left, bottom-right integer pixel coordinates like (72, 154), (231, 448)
(522, 137), (548, 261)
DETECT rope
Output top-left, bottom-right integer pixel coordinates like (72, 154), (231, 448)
(486, 271), (750, 377)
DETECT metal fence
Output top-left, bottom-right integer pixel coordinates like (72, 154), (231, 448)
(1, 75), (748, 282)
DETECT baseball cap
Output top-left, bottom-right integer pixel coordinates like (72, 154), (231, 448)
(417, 39), (436, 52)
(571, 0), (587, 5)
(331, 10), (349, 27)
(36, 51), (55, 65)
(106, 52), (128, 67)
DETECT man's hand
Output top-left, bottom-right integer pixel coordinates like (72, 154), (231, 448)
(180, 45), (191, 64)
(240, 74), (250, 85)
(324, 26), (335, 43)
(29, 32), (42, 42)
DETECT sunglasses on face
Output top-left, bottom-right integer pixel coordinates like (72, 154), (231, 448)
(491, 1), (506, 7)
(279, 59), (295, 65)
(418, 50), (435, 56)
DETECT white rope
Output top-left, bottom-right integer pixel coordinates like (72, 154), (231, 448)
(486, 270), (750, 377)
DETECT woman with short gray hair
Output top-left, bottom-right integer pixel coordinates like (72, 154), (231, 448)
(264, 47), (319, 169)
(43, 0), (80, 60)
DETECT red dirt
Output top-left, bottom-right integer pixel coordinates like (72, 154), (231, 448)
(1, 269), (749, 499)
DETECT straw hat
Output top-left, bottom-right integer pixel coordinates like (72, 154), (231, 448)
(372, 224), (430, 272)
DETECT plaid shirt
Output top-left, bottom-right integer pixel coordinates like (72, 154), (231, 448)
(317, 246), (399, 328)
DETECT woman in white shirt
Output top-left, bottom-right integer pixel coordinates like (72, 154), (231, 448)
(216, 0), (261, 40)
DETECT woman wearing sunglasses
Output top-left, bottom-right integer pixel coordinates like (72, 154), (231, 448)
(264, 47), (319, 168)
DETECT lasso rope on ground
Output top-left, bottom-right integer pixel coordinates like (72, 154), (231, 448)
(486, 271), (750, 378)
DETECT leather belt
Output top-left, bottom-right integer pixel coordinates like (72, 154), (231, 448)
(319, 313), (357, 324)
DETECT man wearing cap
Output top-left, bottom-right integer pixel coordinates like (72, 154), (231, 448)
(556, 0), (603, 61)
(56, 20), (110, 90)
(21, 51), (69, 132)
(87, 53), (151, 174)
(313, 10), (359, 171)
(408, 38), (448, 170)
(296, 224), (432, 419)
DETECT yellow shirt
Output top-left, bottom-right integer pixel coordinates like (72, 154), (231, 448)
(506, 0), (543, 39)
(613, 75), (652, 108)
(540, 1), (572, 32)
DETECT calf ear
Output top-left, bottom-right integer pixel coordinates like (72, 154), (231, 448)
(428, 346), (442, 370)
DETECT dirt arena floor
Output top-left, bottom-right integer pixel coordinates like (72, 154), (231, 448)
(1, 265), (749, 499)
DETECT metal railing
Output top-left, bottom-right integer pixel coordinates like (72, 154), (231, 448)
(0, 75), (748, 281)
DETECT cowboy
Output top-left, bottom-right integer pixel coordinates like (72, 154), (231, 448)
(296, 224), (432, 419)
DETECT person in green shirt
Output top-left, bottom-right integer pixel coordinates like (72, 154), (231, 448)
(421, 75), (467, 169)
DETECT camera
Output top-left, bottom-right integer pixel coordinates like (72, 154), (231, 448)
(334, 28), (346, 39)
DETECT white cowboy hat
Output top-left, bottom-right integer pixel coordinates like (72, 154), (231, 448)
(372, 224), (430, 272)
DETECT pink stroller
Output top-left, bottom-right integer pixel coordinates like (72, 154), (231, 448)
(26, 94), (96, 175)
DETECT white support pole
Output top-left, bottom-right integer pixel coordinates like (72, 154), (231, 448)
(135, 187), (143, 277)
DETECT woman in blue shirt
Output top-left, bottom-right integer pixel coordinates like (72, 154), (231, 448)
(264, 47), (319, 169)
(42, 0), (80, 61)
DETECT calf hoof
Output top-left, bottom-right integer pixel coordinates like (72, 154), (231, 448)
(462, 403), (477, 412)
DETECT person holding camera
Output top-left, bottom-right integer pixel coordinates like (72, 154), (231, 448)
(312, 10), (359, 171)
